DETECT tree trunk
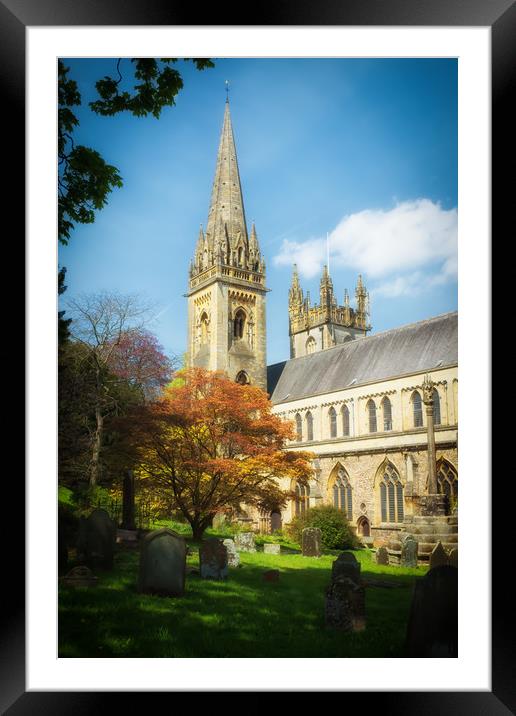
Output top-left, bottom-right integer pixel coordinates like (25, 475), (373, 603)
(192, 523), (206, 541)
(90, 403), (103, 487)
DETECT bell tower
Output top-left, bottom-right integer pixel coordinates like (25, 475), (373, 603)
(186, 98), (268, 389)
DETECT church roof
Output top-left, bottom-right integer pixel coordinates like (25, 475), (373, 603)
(267, 311), (458, 404)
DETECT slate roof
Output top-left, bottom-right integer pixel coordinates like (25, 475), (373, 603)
(267, 311), (457, 404)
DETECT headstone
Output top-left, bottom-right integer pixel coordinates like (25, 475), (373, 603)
(199, 537), (228, 580)
(223, 539), (240, 567)
(331, 552), (361, 585)
(263, 569), (280, 582)
(405, 565), (458, 657)
(121, 469), (136, 530)
(77, 508), (116, 569)
(429, 541), (450, 570)
(302, 527), (322, 557)
(60, 565), (98, 588)
(448, 548), (458, 569)
(235, 532), (256, 553)
(116, 528), (138, 548)
(375, 546), (389, 565)
(138, 528), (187, 597)
(263, 543), (281, 555)
(325, 576), (366, 632)
(400, 534), (418, 568)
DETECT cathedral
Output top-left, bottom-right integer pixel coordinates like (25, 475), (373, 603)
(187, 99), (458, 562)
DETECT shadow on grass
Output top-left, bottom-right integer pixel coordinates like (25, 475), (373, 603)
(58, 545), (421, 658)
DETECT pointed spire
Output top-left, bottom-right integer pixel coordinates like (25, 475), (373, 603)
(289, 263), (304, 310)
(205, 101), (250, 254)
(320, 264), (334, 308)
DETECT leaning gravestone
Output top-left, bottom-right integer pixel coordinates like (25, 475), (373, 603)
(325, 576), (366, 632)
(223, 539), (240, 567)
(429, 541), (450, 570)
(199, 538), (228, 580)
(263, 543), (281, 555)
(405, 565), (458, 656)
(138, 528), (187, 597)
(375, 546), (389, 565)
(77, 508), (116, 569)
(235, 532), (256, 553)
(400, 534), (418, 568)
(331, 552), (361, 585)
(302, 527), (322, 557)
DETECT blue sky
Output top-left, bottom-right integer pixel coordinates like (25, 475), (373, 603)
(59, 58), (457, 366)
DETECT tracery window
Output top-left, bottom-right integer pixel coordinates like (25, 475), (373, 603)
(306, 411), (314, 441)
(379, 463), (404, 523)
(306, 336), (316, 354)
(235, 371), (249, 385)
(382, 397), (393, 431)
(332, 468), (353, 520)
(412, 391), (423, 428)
(437, 459), (458, 513)
(295, 413), (302, 442)
(433, 388), (441, 426)
(233, 309), (246, 339)
(329, 407), (337, 438)
(367, 399), (377, 433)
(294, 482), (310, 515)
(342, 404), (350, 436)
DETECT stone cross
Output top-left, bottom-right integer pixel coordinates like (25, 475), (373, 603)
(422, 374), (438, 495)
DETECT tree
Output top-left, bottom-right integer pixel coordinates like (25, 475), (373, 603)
(121, 368), (314, 540)
(58, 58), (214, 245)
(66, 292), (176, 486)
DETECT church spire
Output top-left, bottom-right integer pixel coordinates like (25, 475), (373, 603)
(205, 100), (249, 253)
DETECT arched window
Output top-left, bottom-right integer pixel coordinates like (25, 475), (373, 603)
(306, 336), (316, 354)
(306, 411), (314, 441)
(379, 463), (404, 523)
(332, 468), (352, 520)
(294, 482), (310, 515)
(329, 407), (337, 438)
(367, 399), (377, 433)
(295, 414), (302, 442)
(237, 246), (243, 266)
(437, 459), (458, 514)
(235, 371), (249, 385)
(382, 397), (393, 431)
(433, 388), (441, 426)
(200, 312), (209, 344)
(342, 404), (350, 436)
(412, 391), (423, 428)
(233, 309), (246, 339)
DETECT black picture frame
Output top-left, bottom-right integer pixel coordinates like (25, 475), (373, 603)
(8, 0), (510, 711)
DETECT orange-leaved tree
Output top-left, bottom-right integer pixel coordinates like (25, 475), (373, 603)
(125, 367), (314, 539)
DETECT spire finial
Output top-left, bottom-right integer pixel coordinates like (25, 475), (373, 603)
(225, 80), (230, 103)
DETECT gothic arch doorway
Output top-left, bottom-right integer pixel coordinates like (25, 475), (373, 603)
(357, 516), (370, 537)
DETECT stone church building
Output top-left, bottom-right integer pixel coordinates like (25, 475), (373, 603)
(186, 99), (458, 560)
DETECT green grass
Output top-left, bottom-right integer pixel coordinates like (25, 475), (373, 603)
(59, 535), (427, 658)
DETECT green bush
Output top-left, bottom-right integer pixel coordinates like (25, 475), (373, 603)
(286, 505), (359, 550)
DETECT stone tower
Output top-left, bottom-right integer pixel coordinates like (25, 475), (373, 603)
(288, 265), (371, 358)
(186, 99), (268, 389)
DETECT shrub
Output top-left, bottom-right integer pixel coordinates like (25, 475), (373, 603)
(286, 505), (359, 550)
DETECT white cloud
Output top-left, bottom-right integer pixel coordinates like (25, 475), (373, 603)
(273, 199), (457, 296)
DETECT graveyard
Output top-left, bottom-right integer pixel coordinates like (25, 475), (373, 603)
(59, 518), (431, 659)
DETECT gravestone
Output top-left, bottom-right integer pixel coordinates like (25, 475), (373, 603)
(263, 543), (281, 555)
(60, 565), (98, 588)
(222, 539), (240, 567)
(77, 508), (116, 569)
(263, 569), (280, 582)
(325, 576), (366, 632)
(235, 532), (256, 553)
(405, 565), (458, 657)
(429, 541), (450, 570)
(448, 548), (458, 569)
(199, 538), (228, 580)
(138, 528), (187, 597)
(302, 527), (322, 557)
(331, 552), (361, 585)
(375, 546), (389, 565)
(400, 534), (418, 568)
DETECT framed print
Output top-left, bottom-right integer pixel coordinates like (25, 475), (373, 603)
(6, 0), (512, 711)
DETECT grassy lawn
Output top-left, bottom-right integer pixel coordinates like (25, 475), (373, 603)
(59, 527), (427, 658)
